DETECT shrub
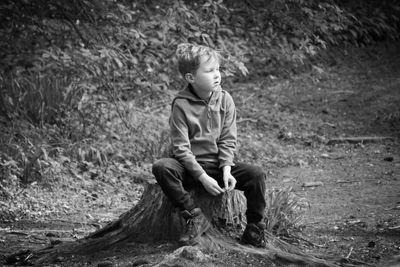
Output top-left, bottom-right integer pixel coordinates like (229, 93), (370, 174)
(264, 187), (306, 236)
(0, 0), (399, 185)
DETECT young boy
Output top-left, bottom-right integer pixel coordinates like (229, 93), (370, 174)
(152, 43), (266, 247)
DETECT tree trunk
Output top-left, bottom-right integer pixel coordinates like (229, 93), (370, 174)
(13, 180), (357, 267)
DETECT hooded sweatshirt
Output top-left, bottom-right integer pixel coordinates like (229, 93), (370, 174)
(170, 84), (237, 180)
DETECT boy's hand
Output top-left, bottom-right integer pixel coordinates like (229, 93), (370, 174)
(222, 165), (236, 192)
(198, 173), (224, 196)
(223, 172), (237, 192)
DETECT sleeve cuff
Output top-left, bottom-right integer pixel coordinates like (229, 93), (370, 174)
(219, 161), (235, 169)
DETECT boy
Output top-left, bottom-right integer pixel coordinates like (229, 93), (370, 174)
(152, 43), (266, 247)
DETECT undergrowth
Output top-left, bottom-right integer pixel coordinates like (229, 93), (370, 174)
(0, 0), (399, 235)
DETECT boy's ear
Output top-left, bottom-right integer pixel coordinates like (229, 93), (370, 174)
(184, 73), (194, 83)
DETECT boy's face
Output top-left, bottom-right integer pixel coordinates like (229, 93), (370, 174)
(188, 55), (221, 95)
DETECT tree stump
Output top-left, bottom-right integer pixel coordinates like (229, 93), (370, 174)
(87, 179), (248, 247)
(11, 180), (360, 267)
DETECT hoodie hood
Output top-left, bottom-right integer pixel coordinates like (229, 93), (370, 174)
(172, 84), (222, 106)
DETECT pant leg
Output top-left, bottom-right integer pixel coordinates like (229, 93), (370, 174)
(198, 161), (267, 224)
(231, 162), (267, 224)
(152, 158), (197, 211)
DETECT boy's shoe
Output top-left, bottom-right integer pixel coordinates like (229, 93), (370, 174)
(241, 222), (266, 247)
(179, 208), (211, 245)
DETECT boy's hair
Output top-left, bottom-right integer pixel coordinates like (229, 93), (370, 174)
(176, 43), (221, 77)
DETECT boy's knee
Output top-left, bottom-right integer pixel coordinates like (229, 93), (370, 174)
(153, 159), (168, 184)
(152, 159), (163, 172)
(152, 158), (179, 181)
(152, 158), (169, 176)
(251, 166), (265, 182)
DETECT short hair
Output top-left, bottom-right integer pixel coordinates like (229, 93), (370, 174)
(176, 43), (221, 77)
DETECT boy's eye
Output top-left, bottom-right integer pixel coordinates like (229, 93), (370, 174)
(208, 68), (219, 72)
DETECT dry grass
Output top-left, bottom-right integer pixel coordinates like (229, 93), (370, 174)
(264, 187), (306, 236)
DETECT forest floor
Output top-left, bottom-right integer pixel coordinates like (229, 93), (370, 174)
(0, 42), (400, 266)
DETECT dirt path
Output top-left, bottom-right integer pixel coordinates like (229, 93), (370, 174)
(1, 42), (399, 266)
(267, 42), (400, 264)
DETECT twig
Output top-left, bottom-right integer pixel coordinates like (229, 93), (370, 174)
(336, 180), (354, 184)
(149, 102), (169, 113)
(288, 235), (327, 248)
(321, 122), (336, 127)
(241, 93), (255, 104)
(321, 153), (345, 160)
(302, 182), (324, 188)
(327, 90), (354, 94)
(5, 228), (93, 237)
(101, 73), (132, 131)
(51, 2), (90, 47)
(327, 136), (395, 145)
(237, 118), (257, 124)
(75, 0), (96, 23)
(346, 246), (354, 259)
(244, 0), (257, 9)
(133, 93), (151, 103)
(385, 205), (400, 211)
(49, 218), (97, 225)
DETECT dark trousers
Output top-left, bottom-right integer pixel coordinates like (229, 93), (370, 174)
(152, 158), (267, 224)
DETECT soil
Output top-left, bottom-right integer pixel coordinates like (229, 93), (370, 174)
(1, 42), (399, 266)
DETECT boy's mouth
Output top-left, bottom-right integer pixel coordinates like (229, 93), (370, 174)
(213, 84), (222, 91)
